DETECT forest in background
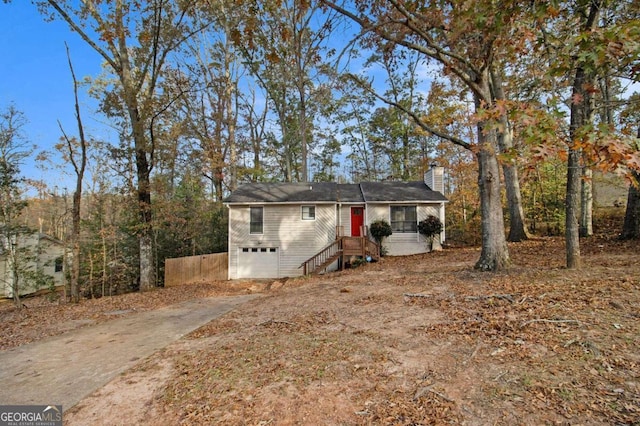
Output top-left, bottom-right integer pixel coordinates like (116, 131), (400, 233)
(1, 0), (639, 305)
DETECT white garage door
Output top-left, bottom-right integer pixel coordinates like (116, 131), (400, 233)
(237, 247), (279, 278)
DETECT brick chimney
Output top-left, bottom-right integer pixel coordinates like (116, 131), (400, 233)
(424, 164), (444, 193)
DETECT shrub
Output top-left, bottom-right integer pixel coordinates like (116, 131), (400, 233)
(370, 219), (392, 245)
(419, 215), (443, 249)
(350, 257), (367, 268)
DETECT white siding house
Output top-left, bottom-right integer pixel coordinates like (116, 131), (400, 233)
(1, 232), (66, 298)
(228, 203), (337, 278)
(225, 167), (448, 279)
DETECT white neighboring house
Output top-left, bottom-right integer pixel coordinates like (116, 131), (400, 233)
(0, 232), (66, 298)
(224, 167), (447, 280)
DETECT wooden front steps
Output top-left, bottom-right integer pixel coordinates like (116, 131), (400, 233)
(300, 236), (380, 276)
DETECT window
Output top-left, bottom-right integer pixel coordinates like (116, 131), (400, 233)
(391, 206), (417, 233)
(54, 256), (63, 273)
(250, 207), (263, 234)
(241, 247), (277, 254)
(302, 205), (315, 220)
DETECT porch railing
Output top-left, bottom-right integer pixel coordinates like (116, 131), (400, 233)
(300, 238), (342, 275)
(300, 235), (380, 275)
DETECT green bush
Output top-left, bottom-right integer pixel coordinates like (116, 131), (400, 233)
(418, 215), (443, 242)
(370, 219), (392, 245)
(350, 257), (367, 268)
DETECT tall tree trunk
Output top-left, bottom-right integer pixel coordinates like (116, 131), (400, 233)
(247, 93), (266, 182)
(129, 96), (155, 291)
(116, 14), (155, 291)
(566, 1), (601, 269)
(475, 146), (510, 271)
(213, 167), (224, 202)
(490, 69), (529, 242)
(474, 75), (510, 271)
(226, 83), (238, 192)
(101, 224), (108, 297)
(224, 22), (238, 192)
(251, 116), (262, 182)
(580, 164), (593, 237)
(138, 229), (154, 291)
(62, 43), (87, 303)
(402, 125), (411, 180)
(620, 126), (640, 239)
(620, 172), (640, 239)
(87, 252), (94, 298)
(70, 178), (82, 302)
(503, 164), (529, 241)
(566, 65), (588, 269)
(299, 84), (308, 182)
(579, 70), (597, 238)
(566, 148), (582, 269)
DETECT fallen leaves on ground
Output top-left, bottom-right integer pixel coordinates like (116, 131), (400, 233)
(152, 235), (639, 425)
(0, 281), (260, 350)
(4, 217), (640, 425)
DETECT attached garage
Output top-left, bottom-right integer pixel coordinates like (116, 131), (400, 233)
(237, 247), (279, 279)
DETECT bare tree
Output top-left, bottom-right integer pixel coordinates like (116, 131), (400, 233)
(56, 43), (87, 302)
(39, 0), (206, 290)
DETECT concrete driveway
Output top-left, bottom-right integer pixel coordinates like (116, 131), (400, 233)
(0, 294), (259, 410)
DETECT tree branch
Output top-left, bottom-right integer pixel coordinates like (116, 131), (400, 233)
(347, 74), (472, 150)
(323, 0), (483, 96)
(64, 42), (86, 179)
(46, 0), (120, 73)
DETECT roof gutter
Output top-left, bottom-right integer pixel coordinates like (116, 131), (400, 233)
(224, 201), (337, 206)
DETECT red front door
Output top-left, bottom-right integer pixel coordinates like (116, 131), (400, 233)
(351, 207), (364, 236)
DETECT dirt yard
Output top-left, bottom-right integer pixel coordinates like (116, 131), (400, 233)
(2, 215), (639, 425)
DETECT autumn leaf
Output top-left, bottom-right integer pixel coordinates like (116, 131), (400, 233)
(266, 49), (281, 63)
(571, 92), (584, 105)
(557, 149), (569, 161)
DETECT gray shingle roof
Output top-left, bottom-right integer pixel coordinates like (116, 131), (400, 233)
(224, 182), (337, 203)
(337, 184), (365, 203)
(360, 181), (447, 202)
(224, 181), (447, 204)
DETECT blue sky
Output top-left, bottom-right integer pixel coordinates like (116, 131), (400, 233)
(0, 2), (432, 188)
(0, 1), (107, 187)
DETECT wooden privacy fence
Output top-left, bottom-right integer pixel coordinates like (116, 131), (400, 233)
(164, 252), (228, 286)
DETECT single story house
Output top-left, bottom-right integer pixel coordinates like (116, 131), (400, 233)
(1, 232), (66, 298)
(224, 166), (447, 279)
